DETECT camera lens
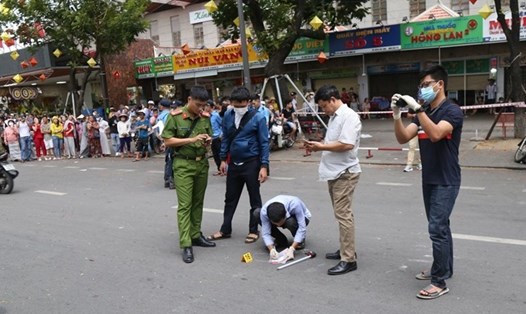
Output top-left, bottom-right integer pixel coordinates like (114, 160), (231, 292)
(396, 98), (407, 107)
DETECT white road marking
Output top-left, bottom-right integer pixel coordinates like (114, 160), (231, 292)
(147, 170), (164, 174)
(43, 165), (57, 168)
(116, 169), (135, 172)
(171, 205), (223, 214)
(34, 190), (67, 196)
(88, 167), (107, 170)
(270, 177), (295, 181)
(64, 166), (80, 169)
(460, 186), (486, 191)
(522, 189), (526, 193)
(453, 233), (526, 246)
(376, 182), (413, 187)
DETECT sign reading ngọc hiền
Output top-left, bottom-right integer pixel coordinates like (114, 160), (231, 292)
(400, 16), (483, 49)
(153, 56), (173, 77)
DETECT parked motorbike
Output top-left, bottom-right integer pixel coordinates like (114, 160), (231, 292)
(270, 118), (295, 150)
(514, 136), (526, 164)
(0, 151), (19, 194)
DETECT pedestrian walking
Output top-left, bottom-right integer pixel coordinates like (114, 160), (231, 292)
(304, 84), (362, 276)
(161, 86), (216, 263)
(391, 64), (463, 299)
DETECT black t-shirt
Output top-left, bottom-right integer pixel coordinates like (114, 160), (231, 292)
(282, 108), (295, 120)
(108, 115), (119, 134)
(413, 100), (463, 186)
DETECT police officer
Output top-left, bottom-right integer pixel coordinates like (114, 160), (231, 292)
(161, 86), (216, 263)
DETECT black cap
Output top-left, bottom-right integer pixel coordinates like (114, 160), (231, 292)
(159, 99), (171, 107)
(171, 100), (182, 108)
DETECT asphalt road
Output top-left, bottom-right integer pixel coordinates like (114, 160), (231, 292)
(1, 157), (525, 314)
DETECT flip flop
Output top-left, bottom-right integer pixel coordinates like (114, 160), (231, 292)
(417, 284), (449, 300)
(415, 270), (431, 280)
(206, 232), (231, 241)
(244, 233), (259, 244)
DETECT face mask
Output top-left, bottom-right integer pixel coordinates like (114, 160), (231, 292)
(233, 107), (248, 115)
(418, 83), (438, 105)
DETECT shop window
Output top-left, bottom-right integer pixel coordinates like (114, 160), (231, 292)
(409, 0), (426, 18)
(193, 23), (204, 48)
(171, 16), (181, 48)
(372, 0), (387, 23)
(150, 20), (160, 46)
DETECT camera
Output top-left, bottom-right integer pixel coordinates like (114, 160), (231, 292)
(395, 98), (408, 107)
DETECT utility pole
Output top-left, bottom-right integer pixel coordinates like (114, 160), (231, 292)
(236, 0), (251, 91)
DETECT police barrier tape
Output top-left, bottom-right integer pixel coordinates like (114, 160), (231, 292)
(358, 147), (419, 159)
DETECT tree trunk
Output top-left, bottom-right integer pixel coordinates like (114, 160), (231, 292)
(264, 40), (296, 109)
(510, 47), (526, 138)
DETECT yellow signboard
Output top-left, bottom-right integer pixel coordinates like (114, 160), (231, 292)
(173, 44), (264, 73)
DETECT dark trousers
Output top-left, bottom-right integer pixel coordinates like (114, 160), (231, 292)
(164, 147), (174, 184)
(253, 208), (309, 248)
(211, 137), (221, 171)
(220, 158), (262, 235)
(423, 184), (459, 288)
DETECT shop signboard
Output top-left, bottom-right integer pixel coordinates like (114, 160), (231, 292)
(442, 58), (490, 75)
(153, 55), (174, 77)
(173, 44), (262, 73)
(309, 69), (357, 79)
(400, 16), (483, 49)
(442, 60), (464, 75)
(286, 37), (329, 61)
(134, 59), (155, 79)
(367, 63), (420, 75)
(329, 24), (401, 56)
(483, 10), (526, 42)
(189, 9), (213, 24)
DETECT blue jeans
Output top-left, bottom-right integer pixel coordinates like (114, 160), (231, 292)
(422, 184), (460, 288)
(52, 136), (63, 158)
(20, 136), (31, 161)
(110, 133), (120, 155)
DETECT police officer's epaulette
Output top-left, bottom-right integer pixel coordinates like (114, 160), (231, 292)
(200, 111), (210, 118)
(171, 109), (183, 116)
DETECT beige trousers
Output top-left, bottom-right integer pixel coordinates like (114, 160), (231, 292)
(406, 136), (420, 166)
(328, 171), (361, 262)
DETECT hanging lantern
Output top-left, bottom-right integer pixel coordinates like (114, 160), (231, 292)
(233, 17), (240, 27)
(20, 61), (29, 68)
(1, 31), (10, 41)
(317, 51), (328, 64)
(13, 74), (23, 83)
(29, 57), (38, 66)
(310, 16), (323, 30)
(478, 4), (493, 19)
(181, 43), (191, 55)
(469, 0), (477, 4)
(34, 22), (46, 38)
(53, 48), (62, 58)
(112, 70), (121, 79)
(87, 57), (97, 67)
(10, 51), (19, 60)
(5, 38), (15, 47)
(245, 27), (252, 39)
(0, 4), (10, 15)
(204, 0), (218, 13)
(39, 73), (47, 81)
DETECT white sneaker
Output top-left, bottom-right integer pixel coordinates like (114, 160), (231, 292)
(416, 164), (422, 170)
(403, 166), (413, 172)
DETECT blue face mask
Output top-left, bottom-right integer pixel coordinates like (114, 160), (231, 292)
(418, 83), (438, 105)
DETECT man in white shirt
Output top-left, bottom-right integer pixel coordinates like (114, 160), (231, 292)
(304, 84), (362, 276)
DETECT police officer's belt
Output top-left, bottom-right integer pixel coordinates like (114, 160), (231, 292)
(174, 154), (206, 161)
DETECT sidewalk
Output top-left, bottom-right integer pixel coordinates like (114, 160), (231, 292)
(271, 114), (526, 170)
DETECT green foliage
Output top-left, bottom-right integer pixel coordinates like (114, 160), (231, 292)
(0, 0), (149, 67)
(211, 0), (369, 70)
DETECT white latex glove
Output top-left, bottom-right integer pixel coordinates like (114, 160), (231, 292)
(390, 93), (402, 120)
(285, 247), (295, 261)
(269, 248), (279, 260)
(400, 95), (422, 113)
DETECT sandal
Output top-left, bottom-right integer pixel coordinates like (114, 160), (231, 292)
(417, 284), (449, 300)
(206, 231), (231, 241)
(415, 270), (431, 280)
(244, 232), (259, 244)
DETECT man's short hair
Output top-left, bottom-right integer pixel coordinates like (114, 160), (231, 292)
(314, 85), (341, 103)
(267, 202), (286, 224)
(419, 65), (448, 90)
(190, 86), (209, 101)
(230, 86), (251, 102)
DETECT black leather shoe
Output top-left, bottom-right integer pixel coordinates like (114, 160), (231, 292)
(182, 247), (194, 263)
(169, 183), (175, 190)
(164, 182), (169, 188)
(325, 250), (341, 260)
(328, 261), (357, 275)
(192, 234), (216, 247)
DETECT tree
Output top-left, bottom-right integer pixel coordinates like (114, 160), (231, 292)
(0, 0), (149, 114)
(494, 0), (525, 138)
(211, 0), (368, 103)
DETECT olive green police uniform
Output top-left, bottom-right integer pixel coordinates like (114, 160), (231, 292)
(161, 105), (212, 248)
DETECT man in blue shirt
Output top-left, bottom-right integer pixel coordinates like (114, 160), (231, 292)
(253, 195), (311, 261)
(157, 99), (174, 189)
(133, 110), (151, 161)
(210, 100), (223, 175)
(252, 94), (271, 129)
(207, 86), (269, 244)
